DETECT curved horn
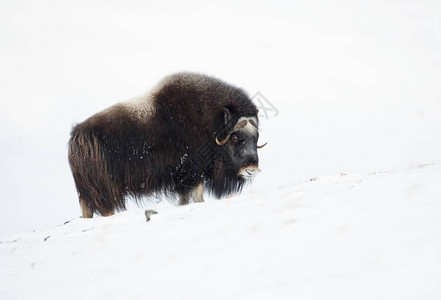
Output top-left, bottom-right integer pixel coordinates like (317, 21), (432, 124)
(248, 119), (258, 128)
(215, 134), (231, 146)
(257, 142), (267, 149)
(235, 120), (248, 129)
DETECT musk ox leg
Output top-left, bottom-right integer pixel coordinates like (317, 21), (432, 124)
(100, 211), (115, 217)
(70, 132), (124, 218)
(80, 199), (115, 218)
(178, 183), (204, 205)
(80, 198), (94, 218)
(179, 194), (190, 205)
(191, 183), (204, 203)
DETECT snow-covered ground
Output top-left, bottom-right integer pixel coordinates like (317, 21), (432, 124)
(1, 0), (441, 236)
(1, 163), (440, 299)
(1, 0), (441, 298)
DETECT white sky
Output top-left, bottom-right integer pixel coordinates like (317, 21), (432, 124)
(1, 0), (440, 236)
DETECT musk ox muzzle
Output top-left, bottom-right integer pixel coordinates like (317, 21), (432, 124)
(238, 165), (261, 179)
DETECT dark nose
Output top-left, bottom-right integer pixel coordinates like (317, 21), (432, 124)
(245, 156), (258, 167)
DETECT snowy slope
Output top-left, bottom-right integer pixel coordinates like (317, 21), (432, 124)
(1, 0), (441, 237)
(1, 164), (440, 299)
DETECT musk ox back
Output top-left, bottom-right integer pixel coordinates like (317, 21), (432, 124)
(68, 73), (266, 218)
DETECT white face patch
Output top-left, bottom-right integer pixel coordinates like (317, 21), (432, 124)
(238, 165), (261, 179)
(234, 116), (258, 136)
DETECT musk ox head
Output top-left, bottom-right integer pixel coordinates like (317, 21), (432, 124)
(215, 107), (267, 180)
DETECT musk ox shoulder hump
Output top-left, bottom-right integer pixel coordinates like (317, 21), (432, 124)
(111, 72), (220, 123)
(120, 93), (156, 122)
(152, 72), (256, 117)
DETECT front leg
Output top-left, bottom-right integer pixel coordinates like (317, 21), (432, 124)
(190, 183), (204, 203)
(179, 193), (190, 205)
(178, 183), (204, 205)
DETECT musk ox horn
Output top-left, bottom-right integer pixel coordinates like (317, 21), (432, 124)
(248, 119), (258, 128)
(215, 134), (231, 146)
(257, 142), (267, 149)
(235, 120), (248, 129)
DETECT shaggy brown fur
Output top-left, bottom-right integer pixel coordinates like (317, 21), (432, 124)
(68, 72), (260, 217)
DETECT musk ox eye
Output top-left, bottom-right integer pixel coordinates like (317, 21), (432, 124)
(231, 135), (239, 144)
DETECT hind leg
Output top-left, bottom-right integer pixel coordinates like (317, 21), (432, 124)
(100, 211), (115, 217)
(80, 198), (94, 218)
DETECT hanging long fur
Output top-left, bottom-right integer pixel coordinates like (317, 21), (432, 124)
(68, 72), (259, 216)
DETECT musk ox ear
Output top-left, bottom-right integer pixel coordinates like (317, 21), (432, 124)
(222, 107), (232, 124)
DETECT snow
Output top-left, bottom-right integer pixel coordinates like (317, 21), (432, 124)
(1, 164), (440, 299)
(1, 0), (441, 236)
(1, 0), (441, 298)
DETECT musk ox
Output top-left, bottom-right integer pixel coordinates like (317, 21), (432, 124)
(68, 72), (266, 218)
